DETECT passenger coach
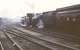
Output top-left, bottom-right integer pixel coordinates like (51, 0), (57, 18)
(56, 4), (80, 35)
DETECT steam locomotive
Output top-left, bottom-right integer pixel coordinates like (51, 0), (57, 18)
(21, 12), (56, 29)
(21, 4), (80, 35)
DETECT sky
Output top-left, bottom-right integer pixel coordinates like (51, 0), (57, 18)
(0, 0), (80, 18)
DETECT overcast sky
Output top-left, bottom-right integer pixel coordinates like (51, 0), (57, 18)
(0, 0), (80, 18)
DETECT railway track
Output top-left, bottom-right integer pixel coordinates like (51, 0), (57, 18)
(0, 41), (4, 50)
(3, 26), (77, 50)
(9, 26), (80, 49)
(5, 32), (51, 50)
(23, 27), (80, 43)
(0, 31), (23, 50)
(1, 25), (54, 50)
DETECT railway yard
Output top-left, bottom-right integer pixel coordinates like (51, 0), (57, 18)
(0, 25), (79, 50)
(0, 0), (80, 50)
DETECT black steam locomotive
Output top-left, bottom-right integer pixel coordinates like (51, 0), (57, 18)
(22, 12), (56, 29)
